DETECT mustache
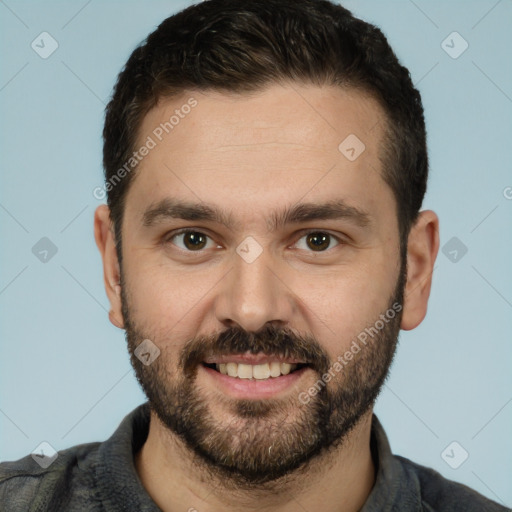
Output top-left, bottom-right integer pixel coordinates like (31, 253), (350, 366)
(179, 324), (331, 377)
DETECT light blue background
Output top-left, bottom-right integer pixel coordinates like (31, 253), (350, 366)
(1, 0), (511, 506)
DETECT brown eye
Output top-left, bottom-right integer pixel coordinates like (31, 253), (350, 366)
(183, 232), (207, 250)
(295, 231), (340, 252)
(307, 232), (330, 251)
(168, 230), (214, 251)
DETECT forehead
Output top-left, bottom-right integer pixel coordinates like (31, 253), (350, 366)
(137, 83), (384, 157)
(125, 83), (392, 226)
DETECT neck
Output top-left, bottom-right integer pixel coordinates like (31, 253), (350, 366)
(135, 409), (376, 512)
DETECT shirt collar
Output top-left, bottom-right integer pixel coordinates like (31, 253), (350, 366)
(361, 414), (423, 511)
(96, 402), (159, 511)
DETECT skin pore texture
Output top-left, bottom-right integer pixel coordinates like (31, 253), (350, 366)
(94, 83), (439, 512)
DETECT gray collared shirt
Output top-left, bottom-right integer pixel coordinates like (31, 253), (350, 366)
(0, 403), (509, 511)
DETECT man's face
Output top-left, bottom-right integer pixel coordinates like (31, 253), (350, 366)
(118, 84), (404, 486)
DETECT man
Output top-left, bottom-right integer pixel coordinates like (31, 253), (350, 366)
(0, 0), (508, 510)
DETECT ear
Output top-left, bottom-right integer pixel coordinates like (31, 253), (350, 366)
(401, 210), (440, 331)
(94, 205), (124, 329)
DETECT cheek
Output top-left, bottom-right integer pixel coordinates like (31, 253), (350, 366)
(122, 254), (222, 333)
(292, 262), (398, 356)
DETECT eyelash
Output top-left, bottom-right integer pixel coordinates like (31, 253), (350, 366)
(164, 228), (345, 253)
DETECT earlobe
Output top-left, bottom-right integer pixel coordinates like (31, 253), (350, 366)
(94, 205), (125, 329)
(400, 210), (440, 331)
(109, 308), (124, 329)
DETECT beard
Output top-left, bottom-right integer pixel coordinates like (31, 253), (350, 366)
(121, 261), (406, 490)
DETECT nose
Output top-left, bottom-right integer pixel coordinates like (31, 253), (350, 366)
(213, 240), (295, 333)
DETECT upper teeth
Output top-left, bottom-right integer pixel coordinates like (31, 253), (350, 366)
(215, 362), (299, 379)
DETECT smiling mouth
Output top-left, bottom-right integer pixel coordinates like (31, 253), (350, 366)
(202, 362), (309, 380)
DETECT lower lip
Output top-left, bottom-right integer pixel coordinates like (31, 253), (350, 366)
(200, 364), (310, 399)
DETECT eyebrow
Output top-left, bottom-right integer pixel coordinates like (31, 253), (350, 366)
(141, 197), (371, 232)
